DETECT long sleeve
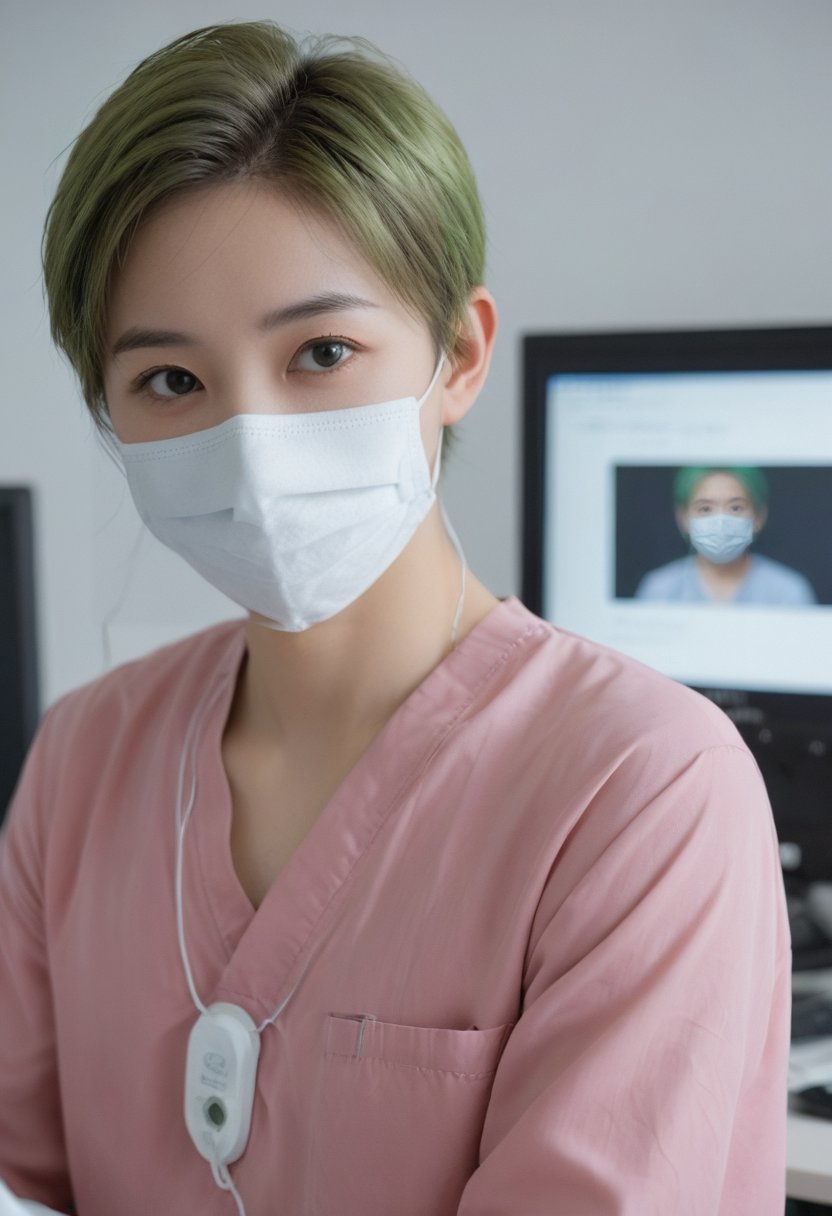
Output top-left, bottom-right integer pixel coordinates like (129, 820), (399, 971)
(0, 707), (74, 1211)
(456, 744), (792, 1215)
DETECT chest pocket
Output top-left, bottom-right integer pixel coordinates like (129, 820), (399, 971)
(309, 1012), (515, 1216)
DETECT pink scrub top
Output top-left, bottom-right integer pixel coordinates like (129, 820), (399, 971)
(0, 597), (792, 1215)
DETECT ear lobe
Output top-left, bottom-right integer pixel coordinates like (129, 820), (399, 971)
(440, 287), (498, 426)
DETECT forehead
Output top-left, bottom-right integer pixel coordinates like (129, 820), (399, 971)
(105, 179), (408, 343)
(690, 472), (750, 501)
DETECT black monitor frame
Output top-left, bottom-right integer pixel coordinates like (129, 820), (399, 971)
(523, 324), (832, 612)
(0, 487), (39, 819)
(521, 324), (832, 894)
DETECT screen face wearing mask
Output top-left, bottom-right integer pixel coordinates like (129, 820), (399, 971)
(116, 357), (446, 631)
(687, 514), (754, 564)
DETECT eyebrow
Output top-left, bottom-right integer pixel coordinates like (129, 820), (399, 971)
(109, 292), (379, 357)
(692, 496), (749, 506)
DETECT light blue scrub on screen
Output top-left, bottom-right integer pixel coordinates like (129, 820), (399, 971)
(635, 553), (818, 605)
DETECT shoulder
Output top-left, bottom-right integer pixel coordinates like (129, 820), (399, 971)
(748, 555), (816, 602)
(635, 556), (695, 597)
(473, 602), (765, 890)
(487, 599), (744, 760)
(38, 619), (245, 763)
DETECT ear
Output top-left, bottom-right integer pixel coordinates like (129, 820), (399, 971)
(675, 506), (690, 537)
(440, 286), (498, 426)
(753, 507), (768, 533)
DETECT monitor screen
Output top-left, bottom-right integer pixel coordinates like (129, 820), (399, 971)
(522, 326), (832, 896)
(0, 487), (39, 822)
(544, 369), (832, 695)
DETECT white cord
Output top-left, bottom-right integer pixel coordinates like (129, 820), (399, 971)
(210, 1154), (247, 1216)
(451, 556), (467, 647)
(176, 486), (466, 1209)
(255, 931), (331, 1033)
(178, 676), (251, 1213)
(175, 677), (227, 1016)
(99, 520), (145, 673)
(176, 669), (340, 1212)
(96, 419), (127, 475)
(440, 502), (467, 647)
(95, 422), (142, 675)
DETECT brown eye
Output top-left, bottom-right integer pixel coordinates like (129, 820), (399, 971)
(312, 341), (345, 367)
(139, 368), (200, 398)
(291, 338), (356, 373)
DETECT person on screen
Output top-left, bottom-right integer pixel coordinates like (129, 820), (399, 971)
(635, 465), (817, 604)
(0, 21), (791, 1216)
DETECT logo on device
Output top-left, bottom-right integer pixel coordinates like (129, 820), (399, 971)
(203, 1052), (227, 1076)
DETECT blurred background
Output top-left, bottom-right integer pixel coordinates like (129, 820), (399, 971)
(3, 0), (832, 709)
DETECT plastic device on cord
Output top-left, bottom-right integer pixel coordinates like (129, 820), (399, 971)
(175, 675), (328, 1215)
(184, 1002), (261, 1168)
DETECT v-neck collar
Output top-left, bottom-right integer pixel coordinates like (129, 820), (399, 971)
(186, 596), (547, 1013)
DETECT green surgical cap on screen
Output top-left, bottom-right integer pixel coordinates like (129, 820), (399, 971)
(673, 466), (769, 511)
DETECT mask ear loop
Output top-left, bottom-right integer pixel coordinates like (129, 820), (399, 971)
(96, 414), (127, 475)
(421, 354), (467, 646)
(418, 352), (447, 415)
(95, 418), (146, 672)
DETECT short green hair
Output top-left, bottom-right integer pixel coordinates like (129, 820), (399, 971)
(41, 20), (486, 432)
(673, 466), (769, 511)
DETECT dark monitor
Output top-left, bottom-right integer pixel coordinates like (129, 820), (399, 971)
(0, 487), (39, 822)
(522, 325), (832, 967)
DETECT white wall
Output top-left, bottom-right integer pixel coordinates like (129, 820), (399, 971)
(3, 0), (832, 710)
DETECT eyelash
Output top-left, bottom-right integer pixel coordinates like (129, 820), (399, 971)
(130, 336), (360, 402)
(132, 367), (200, 402)
(293, 335), (361, 370)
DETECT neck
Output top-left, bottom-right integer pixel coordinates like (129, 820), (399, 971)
(225, 504), (498, 750)
(695, 550), (752, 583)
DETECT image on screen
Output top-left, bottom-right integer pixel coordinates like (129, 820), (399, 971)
(543, 368), (832, 695)
(614, 465), (832, 607)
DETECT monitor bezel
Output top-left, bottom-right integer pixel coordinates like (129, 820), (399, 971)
(0, 486), (39, 817)
(521, 322), (832, 731)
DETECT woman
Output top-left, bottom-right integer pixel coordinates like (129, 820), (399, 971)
(0, 21), (791, 1216)
(636, 465), (817, 604)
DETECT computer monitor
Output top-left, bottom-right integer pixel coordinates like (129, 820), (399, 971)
(521, 326), (832, 956)
(0, 487), (39, 823)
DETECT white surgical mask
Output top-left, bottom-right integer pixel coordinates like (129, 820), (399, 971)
(116, 357), (447, 631)
(688, 514), (754, 564)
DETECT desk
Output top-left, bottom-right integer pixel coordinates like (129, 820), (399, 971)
(787, 1102), (832, 1204)
(788, 968), (832, 1205)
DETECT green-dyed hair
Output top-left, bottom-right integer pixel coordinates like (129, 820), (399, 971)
(673, 466), (769, 511)
(41, 20), (486, 433)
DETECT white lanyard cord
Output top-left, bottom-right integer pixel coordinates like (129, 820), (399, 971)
(210, 1152), (247, 1216)
(441, 501), (468, 647)
(176, 502), (466, 1016)
(175, 675), (228, 1015)
(175, 507), (466, 1210)
(175, 674), (346, 1031)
